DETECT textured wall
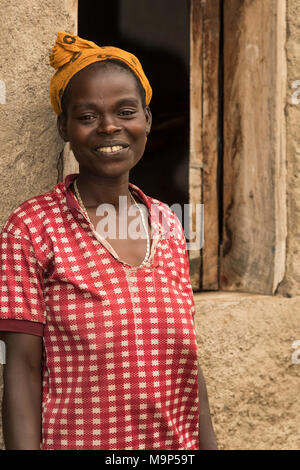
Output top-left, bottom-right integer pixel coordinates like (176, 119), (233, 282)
(0, 0), (77, 227)
(195, 292), (300, 450)
(278, 0), (300, 295)
(221, 0), (287, 295)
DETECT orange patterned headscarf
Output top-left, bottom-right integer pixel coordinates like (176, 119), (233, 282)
(49, 31), (152, 115)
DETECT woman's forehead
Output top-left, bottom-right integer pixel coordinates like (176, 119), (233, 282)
(69, 64), (141, 100)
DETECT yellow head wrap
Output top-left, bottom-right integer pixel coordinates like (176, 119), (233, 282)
(49, 31), (152, 115)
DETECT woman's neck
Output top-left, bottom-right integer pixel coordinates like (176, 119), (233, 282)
(75, 173), (132, 212)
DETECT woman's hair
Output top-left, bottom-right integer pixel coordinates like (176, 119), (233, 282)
(61, 59), (146, 116)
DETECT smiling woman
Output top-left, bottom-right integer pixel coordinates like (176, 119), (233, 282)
(0, 31), (217, 451)
(58, 62), (151, 187)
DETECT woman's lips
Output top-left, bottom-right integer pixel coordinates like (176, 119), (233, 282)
(97, 145), (123, 154)
(94, 144), (129, 156)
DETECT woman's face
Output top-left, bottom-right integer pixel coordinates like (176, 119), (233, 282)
(58, 65), (152, 181)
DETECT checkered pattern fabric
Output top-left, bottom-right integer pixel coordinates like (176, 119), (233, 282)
(0, 173), (199, 450)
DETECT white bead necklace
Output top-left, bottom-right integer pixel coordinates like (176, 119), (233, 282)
(128, 190), (151, 266)
(73, 179), (150, 267)
(73, 179), (90, 222)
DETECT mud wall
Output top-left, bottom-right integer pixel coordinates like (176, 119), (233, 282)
(0, 0), (77, 227)
(195, 292), (300, 450)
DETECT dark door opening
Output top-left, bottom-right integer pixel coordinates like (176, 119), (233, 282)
(78, 0), (190, 210)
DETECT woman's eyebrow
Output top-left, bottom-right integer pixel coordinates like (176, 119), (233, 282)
(72, 98), (140, 110)
(116, 98), (139, 106)
(72, 102), (97, 110)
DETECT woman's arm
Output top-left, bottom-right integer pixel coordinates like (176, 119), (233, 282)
(198, 362), (218, 450)
(1, 332), (42, 450)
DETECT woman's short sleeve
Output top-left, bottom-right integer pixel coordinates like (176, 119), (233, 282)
(181, 235), (196, 317)
(0, 319), (44, 336)
(172, 213), (196, 317)
(0, 231), (47, 325)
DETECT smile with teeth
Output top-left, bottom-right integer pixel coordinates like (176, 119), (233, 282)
(97, 145), (125, 154)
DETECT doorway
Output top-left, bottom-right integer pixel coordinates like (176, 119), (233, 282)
(78, 0), (190, 211)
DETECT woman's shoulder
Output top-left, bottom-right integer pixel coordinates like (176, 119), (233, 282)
(142, 193), (185, 242)
(130, 183), (177, 218)
(1, 182), (63, 238)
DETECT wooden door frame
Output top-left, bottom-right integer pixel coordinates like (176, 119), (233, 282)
(189, 0), (287, 294)
(189, 0), (220, 291)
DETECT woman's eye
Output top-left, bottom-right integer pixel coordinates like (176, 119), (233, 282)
(78, 115), (96, 121)
(119, 110), (136, 116)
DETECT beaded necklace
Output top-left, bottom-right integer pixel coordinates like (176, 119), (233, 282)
(73, 179), (150, 266)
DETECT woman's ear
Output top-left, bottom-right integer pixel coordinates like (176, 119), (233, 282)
(144, 106), (152, 136)
(57, 114), (69, 142)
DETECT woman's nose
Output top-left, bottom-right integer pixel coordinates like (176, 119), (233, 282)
(96, 115), (121, 134)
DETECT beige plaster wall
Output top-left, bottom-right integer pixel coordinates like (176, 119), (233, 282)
(195, 292), (300, 450)
(0, 0), (77, 227)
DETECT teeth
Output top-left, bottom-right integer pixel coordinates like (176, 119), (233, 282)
(97, 145), (123, 153)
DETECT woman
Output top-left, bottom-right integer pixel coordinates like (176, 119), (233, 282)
(0, 32), (217, 450)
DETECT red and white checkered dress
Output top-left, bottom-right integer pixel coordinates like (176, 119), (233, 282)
(0, 173), (199, 450)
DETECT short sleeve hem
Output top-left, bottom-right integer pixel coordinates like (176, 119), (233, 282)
(0, 232), (47, 325)
(0, 319), (44, 337)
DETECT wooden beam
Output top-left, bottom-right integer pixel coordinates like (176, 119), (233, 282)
(189, 0), (203, 290)
(221, 0), (287, 294)
(190, 0), (220, 290)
